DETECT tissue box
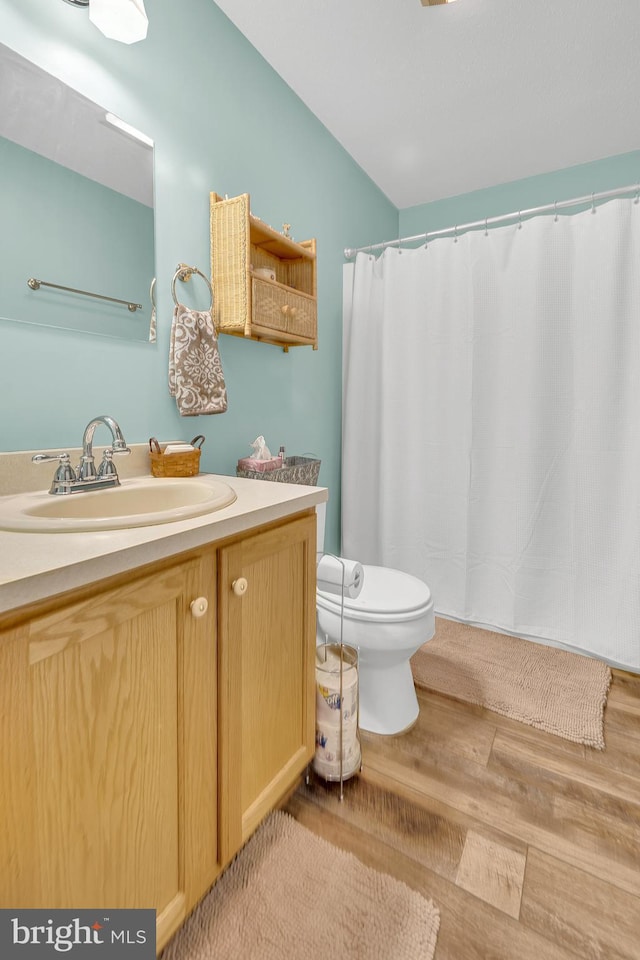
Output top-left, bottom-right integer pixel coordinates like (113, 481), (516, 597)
(236, 455), (283, 473)
(237, 456), (321, 485)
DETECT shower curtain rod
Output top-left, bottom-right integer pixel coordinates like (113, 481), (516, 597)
(343, 182), (640, 259)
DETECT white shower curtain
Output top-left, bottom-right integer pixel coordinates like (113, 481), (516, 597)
(342, 198), (640, 670)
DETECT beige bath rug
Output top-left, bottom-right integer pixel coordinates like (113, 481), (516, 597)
(411, 617), (611, 749)
(162, 810), (440, 960)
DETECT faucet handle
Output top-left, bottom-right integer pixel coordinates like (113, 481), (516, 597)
(32, 452), (70, 464)
(32, 452), (75, 482)
(32, 452), (76, 491)
(97, 448), (119, 480)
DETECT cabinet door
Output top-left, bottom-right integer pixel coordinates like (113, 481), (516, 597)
(0, 553), (218, 950)
(218, 514), (316, 859)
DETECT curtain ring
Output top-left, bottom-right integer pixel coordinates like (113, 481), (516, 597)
(423, 229), (429, 249)
(484, 218), (488, 237)
(591, 193), (597, 214)
(554, 200), (559, 222)
(454, 225), (458, 243)
(518, 211), (522, 230)
(397, 237), (402, 255)
(634, 187), (640, 205)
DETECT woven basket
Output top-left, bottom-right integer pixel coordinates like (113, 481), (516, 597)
(251, 278), (316, 341)
(237, 456), (320, 486)
(149, 435), (204, 478)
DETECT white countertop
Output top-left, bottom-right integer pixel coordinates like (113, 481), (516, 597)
(0, 473), (327, 616)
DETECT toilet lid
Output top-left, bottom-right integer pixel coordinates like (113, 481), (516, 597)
(317, 564), (433, 622)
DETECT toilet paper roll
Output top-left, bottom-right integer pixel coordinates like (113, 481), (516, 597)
(316, 662), (358, 726)
(317, 556), (364, 599)
(313, 725), (361, 780)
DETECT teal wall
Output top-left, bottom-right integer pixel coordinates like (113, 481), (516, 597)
(399, 150), (640, 238)
(0, 0), (398, 555)
(0, 137), (153, 340)
(2, 0), (638, 557)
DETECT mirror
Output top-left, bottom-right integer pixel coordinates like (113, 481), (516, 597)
(0, 43), (155, 342)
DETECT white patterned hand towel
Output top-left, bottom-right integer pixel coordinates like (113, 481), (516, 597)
(169, 304), (228, 416)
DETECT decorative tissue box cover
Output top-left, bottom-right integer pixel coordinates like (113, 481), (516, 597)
(237, 456), (321, 486)
(236, 456), (283, 473)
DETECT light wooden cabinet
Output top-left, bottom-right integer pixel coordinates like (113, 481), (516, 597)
(0, 553), (219, 951)
(218, 513), (316, 858)
(0, 510), (316, 954)
(210, 191), (317, 351)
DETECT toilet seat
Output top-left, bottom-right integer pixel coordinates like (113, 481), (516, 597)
(316, 564), (433, 624)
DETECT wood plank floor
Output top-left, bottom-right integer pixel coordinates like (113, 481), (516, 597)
(284, 665), (640, 959)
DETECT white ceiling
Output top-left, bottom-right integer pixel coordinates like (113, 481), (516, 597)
(214, 0), (640, 209)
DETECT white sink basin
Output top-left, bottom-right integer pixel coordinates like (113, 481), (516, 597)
(0, 476), (237, 532)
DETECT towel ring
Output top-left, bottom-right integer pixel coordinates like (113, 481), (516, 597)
(171, 263), (213, 310)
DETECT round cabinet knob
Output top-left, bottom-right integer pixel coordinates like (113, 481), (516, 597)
(190, 596), (209, 618)
(232, 577), (248, 597)
(281, 304), (290, 317)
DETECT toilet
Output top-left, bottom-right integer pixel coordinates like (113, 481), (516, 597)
(315, 504), (435, 736)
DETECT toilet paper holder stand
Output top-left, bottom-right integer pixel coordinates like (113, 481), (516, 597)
(309, 554), (362, 801)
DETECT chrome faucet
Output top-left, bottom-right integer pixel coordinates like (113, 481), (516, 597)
(78, 415), (131, 481)
(33, 415), (131, 495)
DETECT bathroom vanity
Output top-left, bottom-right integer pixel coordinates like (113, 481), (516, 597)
(0, 470), (325, 953)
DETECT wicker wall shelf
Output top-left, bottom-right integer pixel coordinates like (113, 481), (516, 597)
(210, 191), (317, 351)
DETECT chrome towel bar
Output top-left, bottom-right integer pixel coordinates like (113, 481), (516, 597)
(27, 277), (143, 312)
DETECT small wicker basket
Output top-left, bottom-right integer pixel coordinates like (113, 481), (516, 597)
(149, 435), (204, 478)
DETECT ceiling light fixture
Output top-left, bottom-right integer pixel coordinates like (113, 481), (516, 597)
(62, 0), (149, 45)
(421, 1), (459, 6)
